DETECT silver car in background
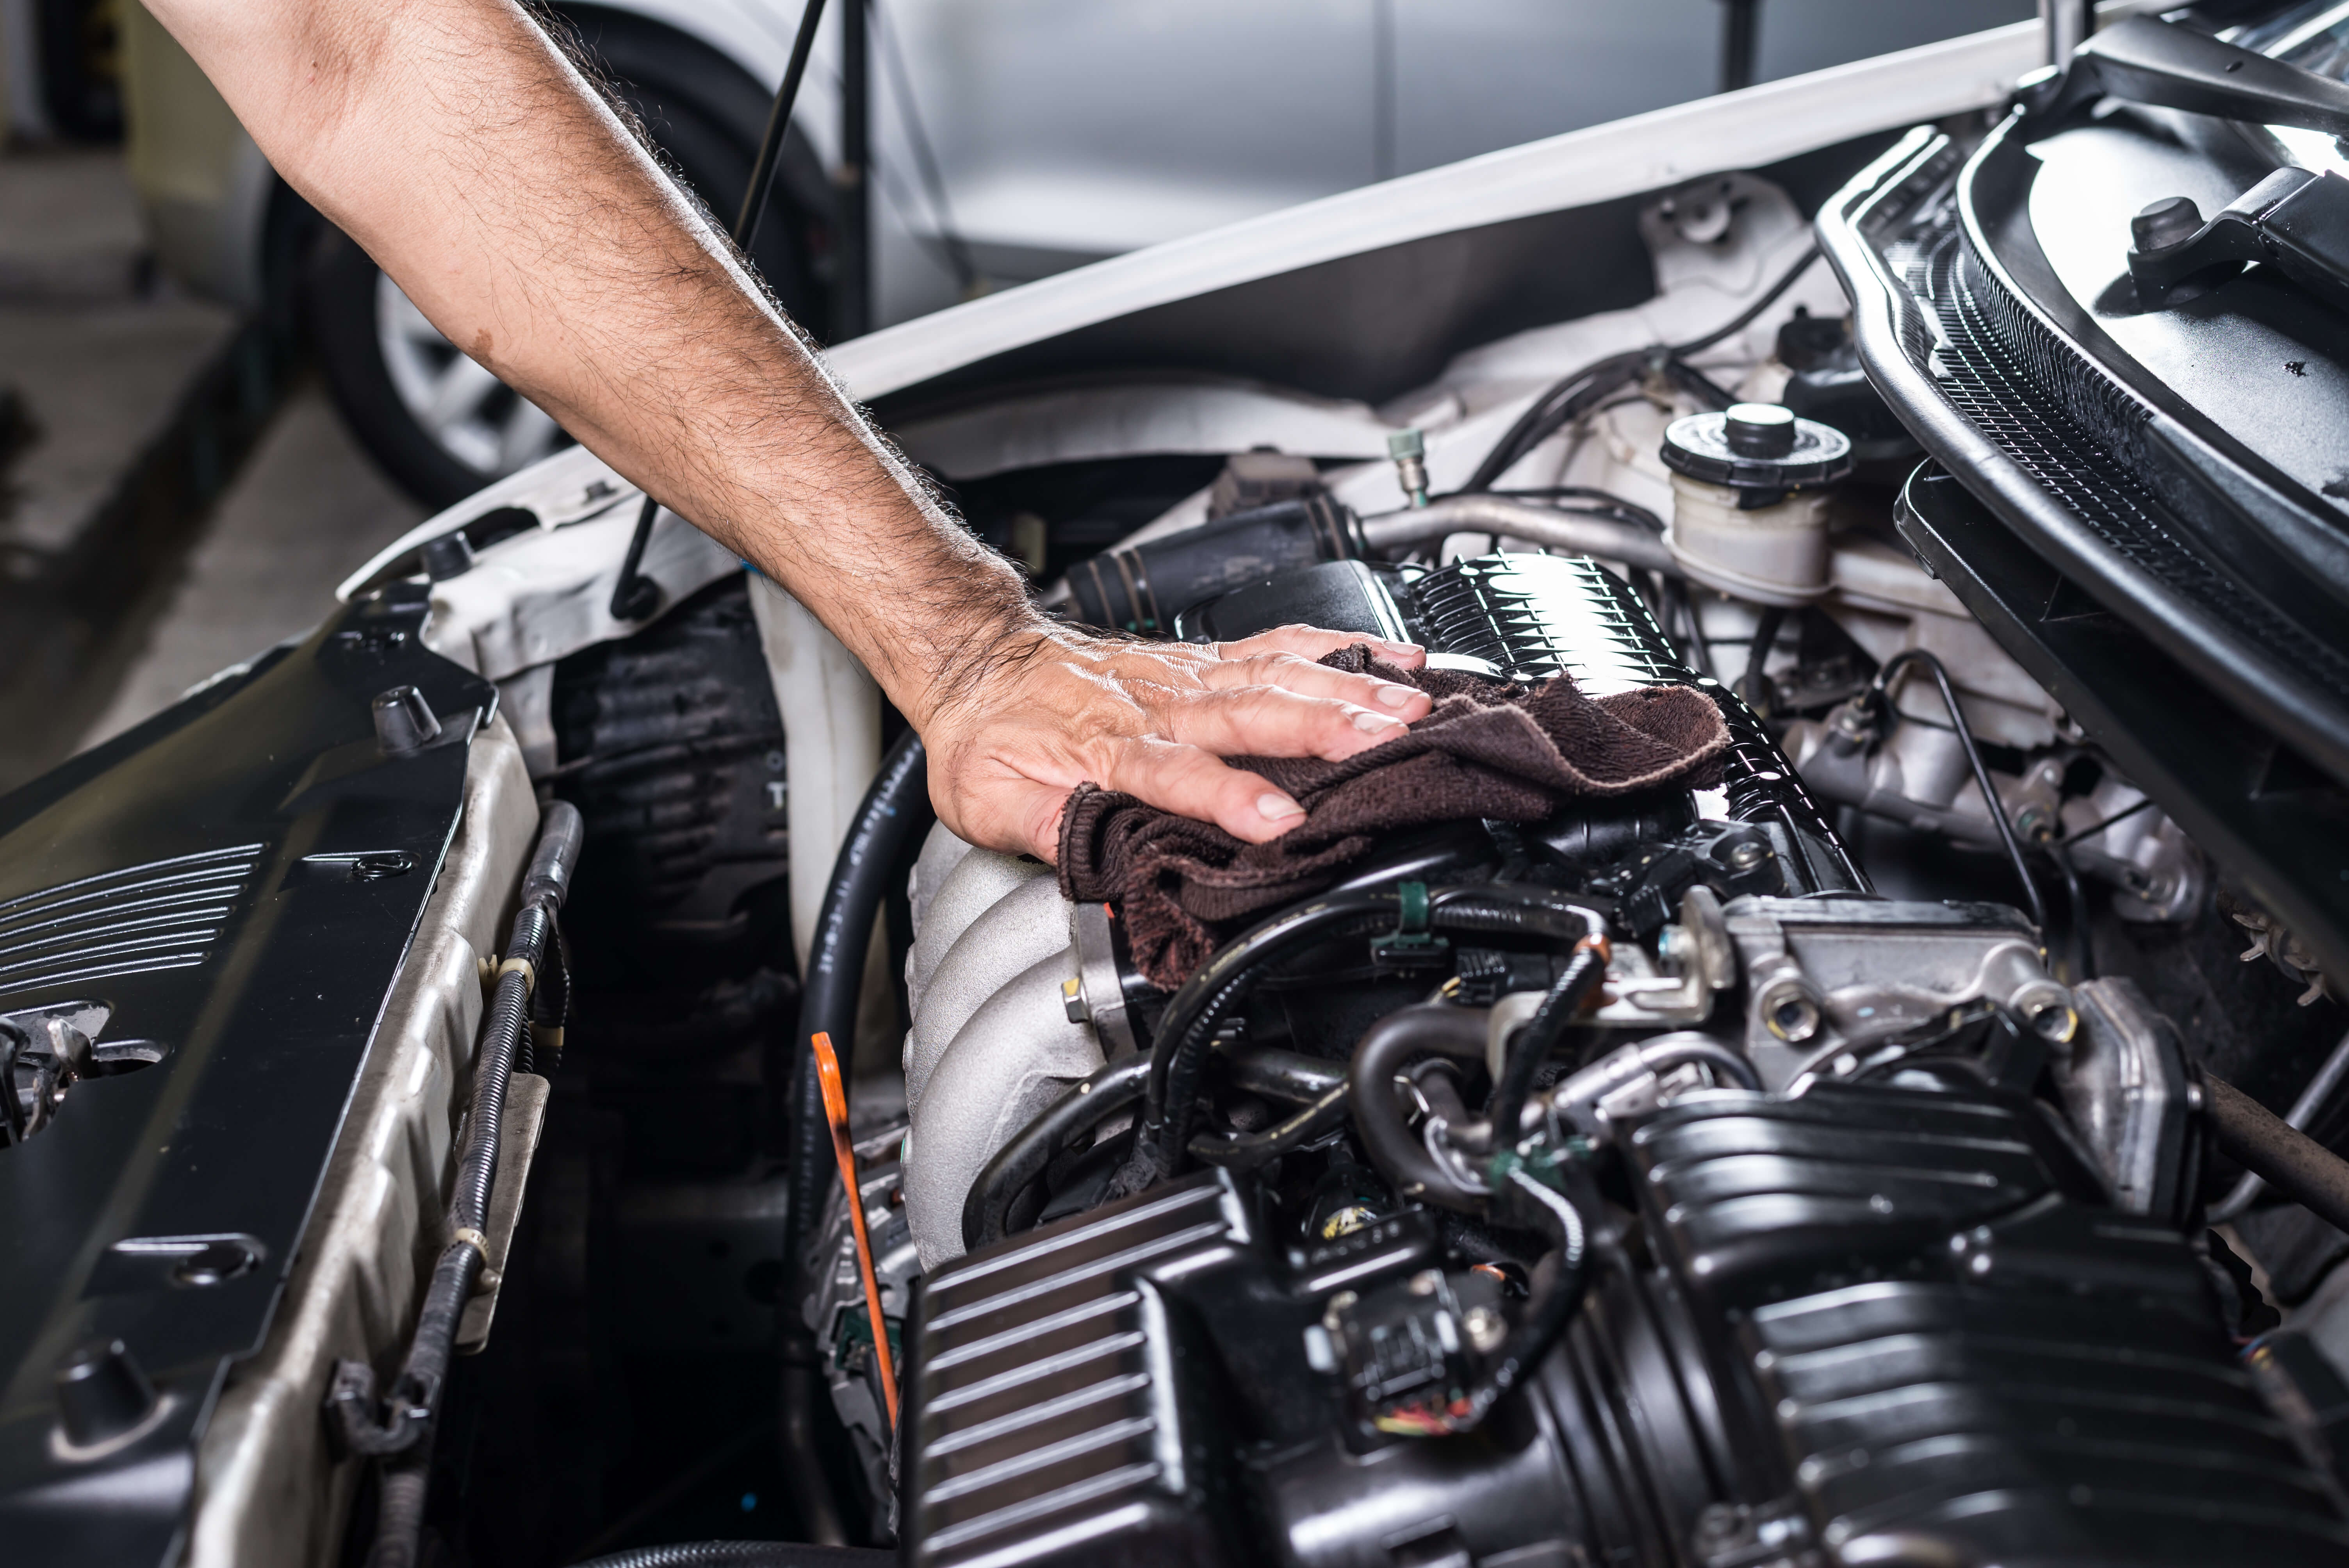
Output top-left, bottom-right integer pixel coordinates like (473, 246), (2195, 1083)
(121, 0), (2030, 506)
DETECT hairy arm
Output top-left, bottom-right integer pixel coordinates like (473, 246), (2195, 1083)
(146, 0), (1429, 855)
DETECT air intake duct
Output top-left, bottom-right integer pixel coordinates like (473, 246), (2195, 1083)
(1062, 495), (1363, 635)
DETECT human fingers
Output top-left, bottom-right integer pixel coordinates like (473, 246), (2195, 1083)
(1096, 735), (1311, 844)
(1197, 647), (1431, 719)
(1214, 624), (1427, 670)
(1149, 682), (1409, 764)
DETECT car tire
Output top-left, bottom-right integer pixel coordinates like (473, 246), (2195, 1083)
(307, 10), (823, 511)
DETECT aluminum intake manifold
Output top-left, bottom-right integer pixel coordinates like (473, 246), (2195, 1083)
(898, 824), (1128, 1266)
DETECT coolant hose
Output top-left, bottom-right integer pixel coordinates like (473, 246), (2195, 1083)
(786, 730), (931, 1279)
(1347, 1004), (1495, 1213)
(570, 1544), (893, 1568)
(2205, 1074), (2349, 1236)
(779, 729), (929, 1543)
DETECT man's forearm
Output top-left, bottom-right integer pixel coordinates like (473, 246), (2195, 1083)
(152, 0), (1436, 861)
(147, 0), (1027, 723)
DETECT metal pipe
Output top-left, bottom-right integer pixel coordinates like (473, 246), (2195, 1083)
(1358, 496), (1675, 574)
(2210, 1025), (2349, 1224)
(2039, 0), (2092, 68)
(2205, 1074), (2349, 1237)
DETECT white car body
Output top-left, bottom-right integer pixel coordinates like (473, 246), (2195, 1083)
(335, 15), (2064, 954)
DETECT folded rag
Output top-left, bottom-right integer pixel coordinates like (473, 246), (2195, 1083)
(1058, 645), (1730, 989)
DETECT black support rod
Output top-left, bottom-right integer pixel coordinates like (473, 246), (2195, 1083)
(608, 0), (831, 623)
(835, 0), (872, 341)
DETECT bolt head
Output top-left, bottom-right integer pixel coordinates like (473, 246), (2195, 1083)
(1762, 987), (1822, 1044)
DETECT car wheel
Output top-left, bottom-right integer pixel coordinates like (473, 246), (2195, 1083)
(307, 15), (820, 510)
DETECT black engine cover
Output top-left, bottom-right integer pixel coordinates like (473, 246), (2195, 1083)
(903, 1074), (2349, 1568)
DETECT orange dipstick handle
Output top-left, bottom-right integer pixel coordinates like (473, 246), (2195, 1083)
(811, 1031), (898, 1428)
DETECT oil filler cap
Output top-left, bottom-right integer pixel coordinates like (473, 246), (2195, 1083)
(1661, 404), (1851, 492)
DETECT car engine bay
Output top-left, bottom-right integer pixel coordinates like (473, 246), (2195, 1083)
(9, 9), (2349, 1565)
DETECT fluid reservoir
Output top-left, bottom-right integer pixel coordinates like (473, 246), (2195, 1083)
(1660, 403), (1851, 606)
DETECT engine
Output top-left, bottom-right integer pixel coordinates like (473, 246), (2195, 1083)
(804, 546), (2349, 1567)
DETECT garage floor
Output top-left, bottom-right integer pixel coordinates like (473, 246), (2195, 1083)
(0, 144), (428, 784)
(77, 381), (426, 750)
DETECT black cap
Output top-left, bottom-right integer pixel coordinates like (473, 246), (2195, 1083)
(1661, 404), (1852, 491)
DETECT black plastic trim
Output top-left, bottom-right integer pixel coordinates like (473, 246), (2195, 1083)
(1819, 120), (2349, 791)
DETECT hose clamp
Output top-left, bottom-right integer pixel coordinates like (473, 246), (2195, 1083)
(449, 1226), (490, 1260)
(495, 956), (537, 995)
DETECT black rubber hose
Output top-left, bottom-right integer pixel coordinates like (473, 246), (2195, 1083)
(1138, 891), (1408, 1182)
(1461, 351), (1651, 494)
(1136, 885), (1613, 1187)
(1190, 1083), (1351, 1171)
(1480, 942), (1609, 1156)
(786, 730), (932, 1280)
(570, 1544), (893, 1568)
(1222, 1044), (1347, 1103)
(1667, 241), (1820, 356)
(1871, 649), (2048, 934)
(1456, 242), (1819, 497)
(1347, 1005), (1494, 1213)
(964, 1056), (1151, 1252)
(2205, 1075), (2349, 1235)
(779, 730), (930, 1540)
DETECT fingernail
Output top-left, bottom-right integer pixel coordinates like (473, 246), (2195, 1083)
(1258, 793), (1305, 822)
(1374, 684), (1417, 709)
(1352, 708), (1403, 734)
(1378, 640), (1423, 656)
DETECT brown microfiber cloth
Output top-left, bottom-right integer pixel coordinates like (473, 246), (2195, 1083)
(1059, 646), (1730, 989)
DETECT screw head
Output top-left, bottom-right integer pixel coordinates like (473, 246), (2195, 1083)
(1726, 840), (1770, 871)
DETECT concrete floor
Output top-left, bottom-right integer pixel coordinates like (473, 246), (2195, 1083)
(0, 146), (235, 573)
(78, 380), (427, 749)
(0, 143), (428, 771)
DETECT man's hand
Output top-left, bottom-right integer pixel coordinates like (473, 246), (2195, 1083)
(920, 623), (1430, 862)
(145, 0), (1424, 857)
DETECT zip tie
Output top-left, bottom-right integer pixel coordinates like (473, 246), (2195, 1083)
(495, 956), (536, 995)
(449, 1227), (490, 1259)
